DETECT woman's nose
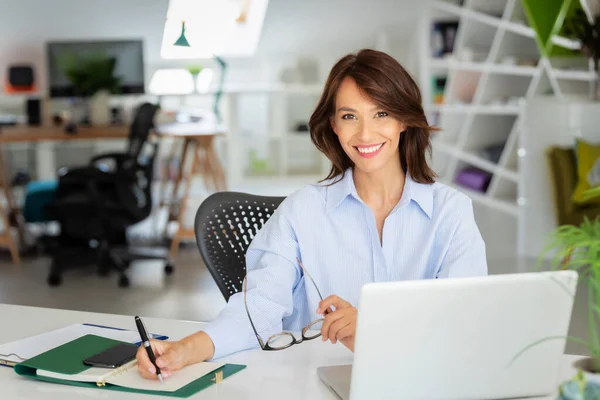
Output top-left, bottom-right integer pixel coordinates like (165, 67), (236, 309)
(356, 120), (373, 141)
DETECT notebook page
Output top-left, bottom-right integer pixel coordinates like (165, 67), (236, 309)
(107, 361), (225, 392)
(36, 365), (111, 383)
(0, 324), (143, 364)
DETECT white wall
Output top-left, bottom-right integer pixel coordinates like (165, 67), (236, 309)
(0, 0), (426, 96)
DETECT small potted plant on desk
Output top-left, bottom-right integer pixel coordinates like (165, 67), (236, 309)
(536, 185), (600, 399)
(58, 52), (121, 127)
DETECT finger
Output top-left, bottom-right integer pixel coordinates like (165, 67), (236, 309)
(336, 325), (355, 341)
(320, 310), (346, 342)
(328, 317), (352, 344)
(317, 295), (350, 314)
(149, 340), (166, 357)
(156, 347), (185, 371)
(136, 346), (156, 378)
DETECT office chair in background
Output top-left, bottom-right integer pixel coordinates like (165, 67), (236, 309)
(45, 102), (174, 287)
(194, 192), (285, 301)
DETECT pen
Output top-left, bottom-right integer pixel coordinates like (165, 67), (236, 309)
(135, 316), (164, 384)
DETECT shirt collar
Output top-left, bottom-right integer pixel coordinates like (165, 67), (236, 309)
(325, 168), (357, 213)
(325, 168), (433, 218)
(404, 174), (433, 219)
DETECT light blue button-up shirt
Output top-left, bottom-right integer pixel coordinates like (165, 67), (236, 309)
(203, 168), (487, 359)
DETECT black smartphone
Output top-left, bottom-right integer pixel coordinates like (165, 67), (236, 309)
(83, 343), (139, 368)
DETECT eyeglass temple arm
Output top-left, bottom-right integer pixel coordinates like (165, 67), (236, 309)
(296, 257), (326, 302)
(243, 277), (266, 349)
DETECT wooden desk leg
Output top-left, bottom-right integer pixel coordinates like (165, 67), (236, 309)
(0, 145), (21, 265)
(169, 143), (200, 262)
(164, 138), (190, 240)
(0, 206), (20, 265)
(206, 139), (227, 191)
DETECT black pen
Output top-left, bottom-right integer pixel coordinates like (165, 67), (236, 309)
(135, 316), (164, 383)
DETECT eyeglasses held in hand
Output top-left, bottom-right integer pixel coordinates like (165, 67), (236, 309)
(243, 257), (328, 351)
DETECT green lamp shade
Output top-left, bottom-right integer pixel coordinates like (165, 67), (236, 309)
(174, 21), (190, 47)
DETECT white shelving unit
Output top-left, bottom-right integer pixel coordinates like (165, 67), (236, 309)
(219, 84), (330, 188)
(420, 0), (595, 218)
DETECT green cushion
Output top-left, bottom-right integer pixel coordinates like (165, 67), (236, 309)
(572, 139), (600, 205)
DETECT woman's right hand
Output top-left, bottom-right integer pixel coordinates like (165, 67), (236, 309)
(136, 339), (189, 379)
(136, 331), (215, 380)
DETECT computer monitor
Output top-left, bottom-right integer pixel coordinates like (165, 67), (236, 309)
(46, 39), (145, 98)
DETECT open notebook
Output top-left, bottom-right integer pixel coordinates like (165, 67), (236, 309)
(0, 323), (168, 367)
(14, 334), (246, 397)
(37, 358), (224, 392)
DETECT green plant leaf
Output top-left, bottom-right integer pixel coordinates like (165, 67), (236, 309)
(508, 335), (591, 368)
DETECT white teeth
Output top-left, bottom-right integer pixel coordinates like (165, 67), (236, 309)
(357, 144), (383, 154)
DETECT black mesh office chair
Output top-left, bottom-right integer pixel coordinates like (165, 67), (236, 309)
(194, 192), (285, 301)
(45, 103), (173, 287)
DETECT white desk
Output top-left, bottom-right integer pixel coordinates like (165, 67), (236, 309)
(0, 304), (584, 399)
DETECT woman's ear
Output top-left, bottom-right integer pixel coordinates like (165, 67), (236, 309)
(330, 117), (338, 135)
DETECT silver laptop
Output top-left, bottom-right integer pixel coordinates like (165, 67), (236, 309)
(318, 271), (577, 400)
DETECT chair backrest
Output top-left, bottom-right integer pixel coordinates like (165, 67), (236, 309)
(194, 191), (285, 301)
(126, 102), (158, 160)
(117, 103), (160, 222)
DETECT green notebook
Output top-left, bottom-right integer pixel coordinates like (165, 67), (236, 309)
(14, 334), (245, 398)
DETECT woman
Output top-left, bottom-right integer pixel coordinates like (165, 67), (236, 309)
(137, 49), (487, 379)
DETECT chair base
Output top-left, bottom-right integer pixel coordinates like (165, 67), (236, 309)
(46, 239), (174, 288)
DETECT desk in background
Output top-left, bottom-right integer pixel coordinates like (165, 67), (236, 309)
(155, 122), (227, 262)
(0, 303), (583, 399)
(0, 122), (227, 264)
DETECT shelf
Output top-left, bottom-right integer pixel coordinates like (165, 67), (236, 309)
(551, 68), (597, 81)
(463, 8), (503, 29)
(550, 35), (581, 51)
(458, 4), (580, 54)
(503, 21), (536, 38)
(430, 104), (522, 115)
(438, 177), (518, 216)
(429, 59), (538, 76)
(433, 141), (519, 183)
(433, 141), (494, 173)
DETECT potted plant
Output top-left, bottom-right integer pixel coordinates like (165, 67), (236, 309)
(562, 0), (600, 100)
(58, 51), (121, 125)
(534, 187), (600, 398)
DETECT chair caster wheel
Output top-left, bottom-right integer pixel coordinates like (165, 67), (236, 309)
(119, 275), (130, 288)
(165, 263), (174, 275)
(48, 274), (62, 286)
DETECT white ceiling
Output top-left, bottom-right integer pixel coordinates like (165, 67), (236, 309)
(0, 0), (427, 64)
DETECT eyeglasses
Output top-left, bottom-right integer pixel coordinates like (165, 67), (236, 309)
(243, 257), (328, 351)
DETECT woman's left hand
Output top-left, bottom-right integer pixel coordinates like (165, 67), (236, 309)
(317, 295), (357, 352)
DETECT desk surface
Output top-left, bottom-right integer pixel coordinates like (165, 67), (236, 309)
(0, 125), (129, 143)
(0, 122), (226, 143)
(0, 304), (582, 400)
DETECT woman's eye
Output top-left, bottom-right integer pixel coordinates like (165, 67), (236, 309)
(376, 111), (388, 118)
(341, 114), (356, 120)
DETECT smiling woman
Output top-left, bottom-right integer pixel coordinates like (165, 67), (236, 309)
(136, 49), (488, 380)
(310, 49), (438, 185)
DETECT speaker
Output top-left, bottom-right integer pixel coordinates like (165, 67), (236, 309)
(26, 98), (41, 126)
(6, 65), (35, 93)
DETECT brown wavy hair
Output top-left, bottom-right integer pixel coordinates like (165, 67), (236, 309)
(309, 49), (438, 184)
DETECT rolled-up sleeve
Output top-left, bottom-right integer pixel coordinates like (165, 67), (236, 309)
(436, 197), (488, 278)
(202, 202), (301, 359)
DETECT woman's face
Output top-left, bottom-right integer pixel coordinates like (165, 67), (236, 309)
(330, 77), (405, 174)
